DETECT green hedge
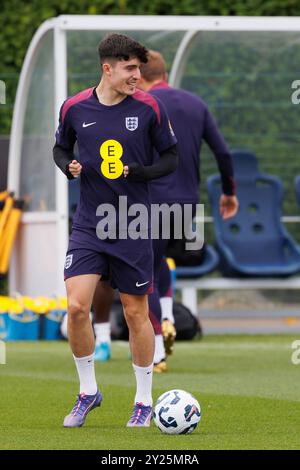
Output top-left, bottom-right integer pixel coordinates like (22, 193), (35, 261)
(2, 0), (300, 134)
(2, 0), (300, 73)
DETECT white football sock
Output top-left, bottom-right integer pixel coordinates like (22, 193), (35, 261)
(94, 322), (111, 346)
(73, 353), (98, 396)
(160, 297), (175, 324)
(133, 363), (153, 406)
(154, 334), (166, 364)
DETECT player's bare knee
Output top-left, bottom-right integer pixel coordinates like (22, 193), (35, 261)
(123, 303), (145, 320)
(68, 299), (89, 321)
(123, 305), (137, 322)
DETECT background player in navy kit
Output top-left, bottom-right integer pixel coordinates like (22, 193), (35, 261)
(53, 35), (178, 428)
(139, 51), (238, 369)
(92, 50), (238, 369)
(139, 51), (238, 368)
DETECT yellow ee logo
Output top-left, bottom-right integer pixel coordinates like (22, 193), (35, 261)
(100, 139), (124, 179)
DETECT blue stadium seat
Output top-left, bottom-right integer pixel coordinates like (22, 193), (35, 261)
(230, 149), (259, 178)
(296, 176), (300, 206)
(207, 152), (300, 277)
(176, 244), (219, 278)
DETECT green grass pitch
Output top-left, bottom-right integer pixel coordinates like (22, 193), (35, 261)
(0, 335), (300, 450)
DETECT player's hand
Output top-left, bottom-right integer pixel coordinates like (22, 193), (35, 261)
(68, 160), (82, 178)
(123, 163), (145, 181)
(219, 194), (239, 220)
(123, 165), (129, 178)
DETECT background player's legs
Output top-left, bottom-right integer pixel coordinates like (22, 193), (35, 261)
(148, 292), (166, 368)
(159, 258), (176, 355)
(120, 293), (154, 406)
(92, 281), (114, 361)
(66, 274), (101, 394)
(159, 258), (174, 323)
(148, 238), (169, 370)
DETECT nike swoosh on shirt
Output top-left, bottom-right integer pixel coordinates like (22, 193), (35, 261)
(136, 281), (150, 288)
(82, 122), (96, 128)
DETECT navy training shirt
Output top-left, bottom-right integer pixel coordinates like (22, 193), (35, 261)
(55, 87), (177, 235)
(149, 81), (235, 204)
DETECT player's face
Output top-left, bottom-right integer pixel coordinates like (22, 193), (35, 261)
(109, 57), (141, 96)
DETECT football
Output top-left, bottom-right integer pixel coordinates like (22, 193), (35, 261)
(153, 389), (201, 434)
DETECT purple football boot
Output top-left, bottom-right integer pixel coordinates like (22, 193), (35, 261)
(126, 402), (152, 427)
(63, 390), (102, 427)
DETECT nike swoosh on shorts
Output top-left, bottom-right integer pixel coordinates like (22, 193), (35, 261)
(136, 281), (150, 287)
(82, 122), (96, 128)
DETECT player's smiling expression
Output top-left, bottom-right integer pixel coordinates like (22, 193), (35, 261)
(105, 57), (142, 96)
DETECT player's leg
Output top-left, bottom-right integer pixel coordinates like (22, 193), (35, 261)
(63, 246), (109, 428)
(92, 281), (114, 362)
(110, 237), (154, 426)
(66, 274), (100, 358)
(120, 292), (154, 427)
(64, 273), (103, 427)
(121, 293), (154, 367)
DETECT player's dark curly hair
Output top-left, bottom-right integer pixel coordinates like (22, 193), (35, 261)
(98, 33), (148, 64)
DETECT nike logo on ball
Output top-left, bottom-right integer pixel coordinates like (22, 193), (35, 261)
(82, 121), (96, 128)
(136, 281), (150, 287)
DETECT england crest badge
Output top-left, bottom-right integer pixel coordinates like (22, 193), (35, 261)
(125, 117), (138, 131)
(64, 254), (73, 270)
